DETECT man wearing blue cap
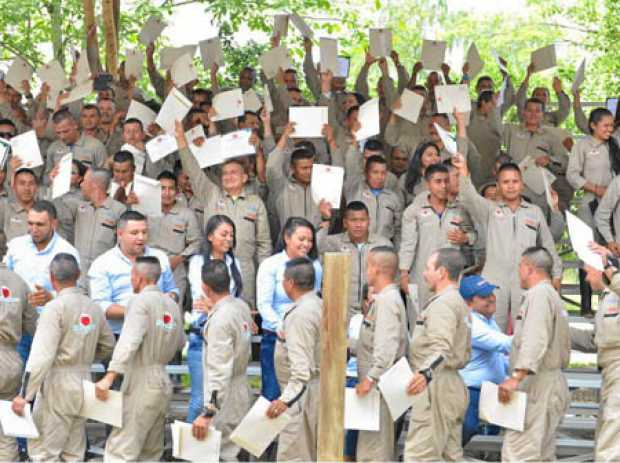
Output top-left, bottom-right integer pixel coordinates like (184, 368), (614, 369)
(458, 275), (512, 446)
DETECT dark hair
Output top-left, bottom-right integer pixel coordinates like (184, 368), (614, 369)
(97, 96), (116, 106)
(293, 140), (317, 156)
(113, 150), (135, 167)
(192, 88), (212, 103)
(350, 92), (366, 105)
(157, 170), (177, 185)
(525, 97), (544, 112)
(81, 104), (100, 115)
(14, 168), (38, 184)
(202, 215), (242, 297)
(497, 162), (522, 178)
(32, 200), (57, 220)
(52, 108), (76, 125)
(365, 154), (387, 172)
(0, 118), (17, 129)
(239, 111), (259, 124)
(346, 105), (359, 119)
(424, 163), (449, 181)
(432, 113), (450, 123)
(589, 108), (620, 175)
(118, 210), (146, 229)
(404, 142), (440, 194)
(363, 139), (384, 154)
(72, 159), (87, 178)
(291, 148), (314, 164)
(476, 90), (495, 109)
(201, 259), (231, 294)
(123, 117), (144, 130)
(277, 217), (318, 260)
(476, 75), (493, 89)
(284, 69), (297, 75)
(284, 257), (315, 291)
(344, 201), (369, 216)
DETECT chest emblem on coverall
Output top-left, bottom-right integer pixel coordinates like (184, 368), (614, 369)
(157, 311), (177, 331)
(1, 287), (10, 298)
(73, 314), (96, 334)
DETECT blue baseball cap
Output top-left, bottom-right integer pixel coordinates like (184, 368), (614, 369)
(459, 275), (498, 300)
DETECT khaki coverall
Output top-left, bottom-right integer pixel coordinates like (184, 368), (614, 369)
(595, 175), (620, 245)
(44, 133), (107, 183)
(104, 285), (185, 462)
(502, 280), (570, 462)
(0, 197), (29, 257)
(467, 107), (503, 183)
(516, 84), (570, 127)
(357, 284), (408, 461)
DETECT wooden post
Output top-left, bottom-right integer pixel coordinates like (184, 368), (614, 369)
(83, 0), (99, 63)
(317, 252), (350, 462)
(101, 0), (118, 77)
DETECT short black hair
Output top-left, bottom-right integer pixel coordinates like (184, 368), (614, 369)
(81, 104), (100, 115)
(52, 108), (76, 125)
(291, 147), (314, 164)
(32, 200), (57, 220)
(293, 140), (316, 156)
(424, 163), (449, 181)
(118, 210), (146, 229)
(157, 170), (177, 185)
(14, 168), (38, 184)
(284, 257), (315, 291)
(72, 159), (87, 177)
(432, 113), (450, 123)
(113, 150), (135, 167)
(525, 97), (544, 111)
(346, 105), (359, 119)
(497, 162), (522, 177)
(239, 111), (259, 124)
(364, 139), (384, 154)
(201, 259), (231, 294)
(365, 154), (387, 171)
(123, 118), (144, 130)
(344, 201), (369, 216)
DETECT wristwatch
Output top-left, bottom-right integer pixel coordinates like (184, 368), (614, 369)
(419, 368), (433, 384)
(200, 404), (217, 418)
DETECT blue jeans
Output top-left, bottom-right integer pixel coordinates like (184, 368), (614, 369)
(462, 386), (500, 446)
(187, 333), (204, 423)
(260, 331), (280, 400)
(344, 376), (359, 458)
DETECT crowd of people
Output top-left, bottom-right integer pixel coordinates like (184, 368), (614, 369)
(1, 14), (620, 463)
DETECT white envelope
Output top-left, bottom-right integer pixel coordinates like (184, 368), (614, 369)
(531, 45), (556, 73)
(120, 143), (146, 175)
(52, 153), (72, 199)
(394, 89), (424, 124)
(479, 381), (526, 432)
(566, 210), (604, 271)
(230, 396), (291, 458)
(434, 123), (458, 156)
(125, 48), (145, 80)
(466, 43), (484, 79)
(0, 400), (39, 439)
(263, 84), (274, 113)
(160, 45), (197, 70)
(335, 56), (350, 79)
(572, 58), (586, 94)
(79, 380), (123, 428)
(133, 174), (162, 217)
(199, 37), (224, 70)
(435, 84), (471, 114)
(155, 87), (192, 134)
(259, 46), (292, 79)
(274, 14), (289, 37)
(74, 49), (91, 84)
(344, 388), (380, 431)
(369, 28), (392, 58)
(171, 53), (198, 88)
(421, 39), (447, 70)
(311, 164), (344, 208)
(212, 88), (244, 122)
(10, 130), (43, 169)
(139, 15), (167, 45)
(146, 133), (178, 163)
(356, 98), (380, 141)
(243, 89), (262, 113)
(5, 57), (33, 93)
(290, 12), (313, 38)
(320, 38), (338, 74)
(289, 106), (328, 138)
(378, 357), (417, 421)
(64, 81), (94, 104)
(126, 100), (157, 132)
(171, 420), (221, 462)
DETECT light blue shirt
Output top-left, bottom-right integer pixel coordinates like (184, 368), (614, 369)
(460, 311), (512, 388)
(256, 250), (322, 332)
(88, 245), (178, 333)
(4, 232), (80, 312)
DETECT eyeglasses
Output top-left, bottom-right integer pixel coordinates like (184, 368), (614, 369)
(0, 132), (14, 139)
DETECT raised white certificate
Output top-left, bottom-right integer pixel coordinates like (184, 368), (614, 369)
(139, 15), (167, 45)
(394, 89), (424, 124)
(435, 84), (471, 114)
(369, 28), (392, 58)
(0, 400), (39, 439)
(133, 174), (162, 217)
(126, 100), (157, 131)
(466, 42), (484, 79)
(160, 45), (197, 70)
(37, 59), (69, 90)
(336, 56), (350, 79)
(52, 153), (72, 199)
(64, 81), (94, 104)
(10, 130), (43, 169)
(274, 14), (289, 37)
(492, 49), (509, 74)
(344, 388), (380, 431)
(212, 88), (244, 122)
(531, 45), (556, 73)
(221, 129), (255, 157)
(433, 123), (458, 156)
(377, 357), (415, 421)
(189, 135), (223, 168)
(230, 396), (291, 458)
(572, 58), (586, 94)
(199, 37), (223, 70)
(5, 57), (33, 93)
(171, 53), (198, 88)
(290, 12), (313, 38)
(311, 164), (344, 208)
(263, 84), (274, 113)
(320, 37), (338, 74)
(145, 133), (178, 163)
(542, 167), (555, 210)
(259, 46), (292, 79)
(155, 87), (192, 134)
(74, 49), (91, 84)
(243, 89), (262, 113)
(356, 98), (380, 141)
(479, 381), (526, 432)
(566, 210), (604, 271)
(289, 106), (328, 138)
(79, 380), (123, 428)
(518, 156), (553, 196)
(125, 48), (145, 80)
(421, 39), (447, 70)
(171, 420), (221, 462)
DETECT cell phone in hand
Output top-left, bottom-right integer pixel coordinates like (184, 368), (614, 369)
(94, 73), (113, 91)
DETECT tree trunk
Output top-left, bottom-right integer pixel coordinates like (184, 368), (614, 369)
(83, 0), (100, 72)
(49, 0), (64, 66)
(102, 0), (118, 76)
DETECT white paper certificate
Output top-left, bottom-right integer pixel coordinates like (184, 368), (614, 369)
(479, 381), (526, 432)
(155, 87), (192, 134)
(0, 400), (39, 439)
(274, 14), (289, 37)
(259, 46), (292, 80)
(377, 357), (415, 421)
(52, 153), (72, 199)
(139, 15), (167, 45)
(290, 12), (313, 38)
(311, 164), (343, 208)
(126, 100), (157, 131)
(466, 42), (484, 79)
(133, 174), (162, 217)
(221, 129), (256, 157)
(344, 388), (380, 431)
(572, 58), (586, 94)
(243, 89), (262, 113)
(10, 130), (43, 169)
(289, 106), (328, 138)
(394, 89), (424, 124)
(160, 45), (197, 70)
(356, 98), (380, 141)
(171, 420), (221, 462)
(125, 48), (145, 80)
(421, 40), (447, 70)
(64, 81), (94, 104)
(79, 380), (123, 428)
(263, 84), (274, 113)
(433, 123), (458, 156)
(320, 37), (338, 74)
(531, 45), (557, 73)
(171, 53), (198, 88)
(369, 28), (392, 58)
(566, 210), (604, 271)
(5, 57), (33, 93)
(145, 133), (178, 163)
(74, 49), (91, 84)
(212, 88), (244, 122)
(435, 84), (471, 114)
(199, 37), (224, 70)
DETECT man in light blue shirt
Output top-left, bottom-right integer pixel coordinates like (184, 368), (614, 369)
(458, 274), (512, 446)
(88, 210), (178, 334)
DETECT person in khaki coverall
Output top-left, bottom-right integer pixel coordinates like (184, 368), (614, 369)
(498, 246), (570, 462)
(405, 248), (471, 461)
(175, 121), (272, 307)
(0, 263), (37, 461)
(399, 164), (476, 308)
(453, 154), (562, 332)
(191, 259), (253, 461)
(268, 258), (323, 461)
(355, 246), (408, 462)
(11, 254), (114, 462)
(516, 68), (570, 127)
(95, 256), (185, 462)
